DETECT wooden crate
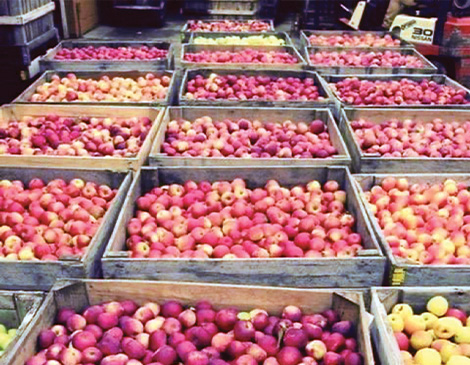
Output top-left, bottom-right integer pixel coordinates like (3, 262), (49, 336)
(181, 20), (275, 42)
(180, 44), (306, 70)
(340, 107), (470, 173)
(354, 173), (470, 286)
(0, 6), (55, 46)
(102, 166), (386, 288)
(207, 0), (260, 16)
(179, 68), (332, 107)
(321, 74), (470, 120)
(8, 279), (375, 364)
(0, 0), (52, 16)
(149, 106), (351, 167)
(300, 30), (413, 48)
(305, 46), (437, 75)
(40, 40), (174, 72)
(0, 167), (131, 291)
(0, 290), (43, 364)
(0, 104), (163, 171)
(13, 70), (177, 106)
(371, 286), (470, 365)
(189, 31), (293, 46)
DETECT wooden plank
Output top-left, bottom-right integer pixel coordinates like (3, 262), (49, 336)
(300, 30), (413, 48)
(8, 280), (375, 365)
(148, 106), (351, 168)
(0, 2), (54, 25)
(179, 68), (332, 108)
(180, 44), (307, 70)
(40, 40), (174, 72)
(0, 104), (163, 172)
(0, 167), (131, 291)
(354, 173), (470, 286)
(13, 70), (176, 107)
(341, 107), (470, 173)
(305, 46), (436, 75)
(102, 166), (386, 288)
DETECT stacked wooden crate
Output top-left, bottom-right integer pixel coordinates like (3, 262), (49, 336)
(0, 0), (58, 70)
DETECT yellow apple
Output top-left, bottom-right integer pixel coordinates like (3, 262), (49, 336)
(387, 313), (405, 332)
(404, 315), (426, 335)
(447, 355), (470, 365)
(434, 317), (463, 339)
(414, 348), (441, 365)
(421, 312), (438, 330)
(410, 330), (433, 350)
(392, 303), (414, 319)
(455, 326), (470, 344)
(427, 296), (449, 317)
(440, 342), (462, 363)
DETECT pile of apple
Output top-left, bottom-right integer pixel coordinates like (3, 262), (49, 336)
(0, 114), (152, 157)
(0, 178), (116, 261)
(184, 49), (298, 65)
(364, 177), (470, 265)
(27, 300), (364, 365)
(185, 74), (323, 102)
(0, 323), (17, 356)
(126, 178), (363, 259)
(187, 20), (271, 32)
(29, 73), (170, 103)
(54, 46), (168, 61)
(329, 78), (469, 106)
(193, 35), (285, 46)
(351, 117), (470, 158)
(309, 50), (425, 68)
(307, 33), (401, 47)
(388, 295), (470, 365)
(161, 117), (337, 159)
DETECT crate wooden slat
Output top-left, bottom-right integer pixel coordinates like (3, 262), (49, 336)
(0, 104), (163, 171)
(189, 31), (293, 46)
(371, 286), (470, 365)
(300, 30), (413, 48)
(0, 167), (131, 291)
(180, 44), (306, 70)
(13, 70), (176, 106)
(340, 107), (470, 173)
(0, 290), (43, 364)
(320, 74), (470, 120)
(0, 0), (52, 16)
(355, 173), (470, 286)
(181, 20), (275, 42)
(149, 106), (351, 167)
(39, 40), (174, 72)
(7, 279), (375, 365)
(102, 166), (386, 288)
(305, 46), (437, 75)
(179, 68), (332, 107)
